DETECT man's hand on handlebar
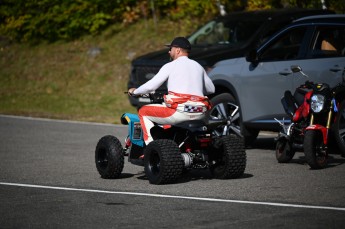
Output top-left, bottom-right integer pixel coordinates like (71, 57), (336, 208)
(127, 88), (136, 96)
(125, 89), (152, 98)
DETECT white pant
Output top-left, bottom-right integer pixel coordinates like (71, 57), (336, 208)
(138, 103), (207, 145)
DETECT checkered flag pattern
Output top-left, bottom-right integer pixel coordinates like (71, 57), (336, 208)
(184, 105), (205, 113)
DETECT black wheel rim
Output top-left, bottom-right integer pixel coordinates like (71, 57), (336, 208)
(148, 151), (160, 175)
(209, 101), (240, 135)
(97, 147), (108, 169)
(213, 142), (226, 173)
(276, 140), (286, 157)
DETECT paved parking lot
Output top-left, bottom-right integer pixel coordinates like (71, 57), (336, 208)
(1, 115), (344, 228)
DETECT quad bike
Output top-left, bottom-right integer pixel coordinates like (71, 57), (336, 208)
(275, 65), (345, 169)
(95, 93), (246, 184)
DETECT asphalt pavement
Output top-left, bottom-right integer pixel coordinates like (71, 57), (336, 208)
(0, 115), (345, 228)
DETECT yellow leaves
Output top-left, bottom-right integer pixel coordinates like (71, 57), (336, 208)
(246, 0), (273, 11)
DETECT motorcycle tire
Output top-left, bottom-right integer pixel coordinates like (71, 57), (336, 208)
(333, 100), (345, 157)
(275, 139), (295, 163)
(304, 130), (327, 169)
(144, 139), (184, 185)
(95, 135), (124, 178)
(210, 135), (246, 179)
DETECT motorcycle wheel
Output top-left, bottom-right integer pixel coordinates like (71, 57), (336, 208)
(209, 93), (259, 145)
(95, 135), (124, 178)
(275, 139), (295, 163)
(144, 139), (184, 185)
(333, 100), (345, 157)
(210, 135), (246, 179)
(304, 130), (327, 169)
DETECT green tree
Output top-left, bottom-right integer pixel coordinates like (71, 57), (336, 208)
(1, 0), (343, 43)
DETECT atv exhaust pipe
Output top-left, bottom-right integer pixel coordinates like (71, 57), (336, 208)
(181, 153), (193, 168)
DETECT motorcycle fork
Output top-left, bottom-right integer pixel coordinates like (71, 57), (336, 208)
(326, 109), (333, 129)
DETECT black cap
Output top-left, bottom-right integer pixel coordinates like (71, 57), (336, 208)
(165, 37), (191, 50)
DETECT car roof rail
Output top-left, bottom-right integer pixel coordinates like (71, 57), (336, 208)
(293, 14), (345, 23)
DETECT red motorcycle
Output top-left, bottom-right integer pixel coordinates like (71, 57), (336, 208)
(275, 66), (345, 169)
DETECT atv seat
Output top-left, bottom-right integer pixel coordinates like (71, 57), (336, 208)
(173, 120), (208, 132)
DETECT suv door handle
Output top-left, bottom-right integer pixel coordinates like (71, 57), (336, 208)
(279, 69), (292, 76)
(330, 65), (342, 72)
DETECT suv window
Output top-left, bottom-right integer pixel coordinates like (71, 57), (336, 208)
(257, 20), (297, 47)
(189, 19), (263, 46)
(260, 27), (307, 61)
(310, 25), (345, 58)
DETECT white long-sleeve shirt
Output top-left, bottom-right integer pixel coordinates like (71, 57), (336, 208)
(133, 56), (215, 96)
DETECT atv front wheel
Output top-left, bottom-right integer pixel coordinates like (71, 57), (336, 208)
(304, 130), (327, 169)
(144, 139), (184, 185)
(95, 135), (124, 178)
(210, 135), (246, 179)
(275, 138), (295, 163)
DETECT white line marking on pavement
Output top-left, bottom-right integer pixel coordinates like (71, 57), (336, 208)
(1, 182), (344, 212)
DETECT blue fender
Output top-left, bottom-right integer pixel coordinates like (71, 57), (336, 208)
(121, 113), (144, 147)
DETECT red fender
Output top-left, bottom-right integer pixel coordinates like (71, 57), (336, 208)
(305, 124), (328, 145)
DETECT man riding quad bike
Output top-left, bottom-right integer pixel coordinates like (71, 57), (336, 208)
(95, 37), (246, 184)
(95, 93), (246, 184)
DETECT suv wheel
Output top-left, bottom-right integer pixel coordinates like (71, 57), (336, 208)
(209, 93), (258, 145)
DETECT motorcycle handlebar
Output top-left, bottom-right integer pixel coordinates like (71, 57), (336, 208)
(304, 80), (313, 88)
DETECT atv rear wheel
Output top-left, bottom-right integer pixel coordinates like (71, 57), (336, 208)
(95, 135), (124, 178)
(144, 139), (184, 185)
(275, 138), (295, 163)
(304, 130), (327, 169)
(210, 135), (246, 179)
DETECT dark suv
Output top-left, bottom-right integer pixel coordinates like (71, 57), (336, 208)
(128, 8), (333, 107)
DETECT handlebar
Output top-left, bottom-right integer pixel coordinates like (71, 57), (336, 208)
(304, 80), (314, 88)
(124, 91), (151, 98)
(124, 92), (165, 104)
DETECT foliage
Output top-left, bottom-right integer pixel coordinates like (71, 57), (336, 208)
(246, 0), (274, 10)
(0, 0), (343, 123)
(0, 0), (216, 42)
(246, 0), (345, 11)
(1, 0), (342, 43)
(0, 0), (120, 42)
(327, 0), (345, 12)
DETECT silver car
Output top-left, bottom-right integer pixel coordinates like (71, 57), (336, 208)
(208, 14), (345, 144)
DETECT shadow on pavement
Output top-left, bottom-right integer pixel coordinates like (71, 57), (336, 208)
(248, 135), (276, 150)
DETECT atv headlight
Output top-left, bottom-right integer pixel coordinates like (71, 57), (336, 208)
(310, 94), (325, 113)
